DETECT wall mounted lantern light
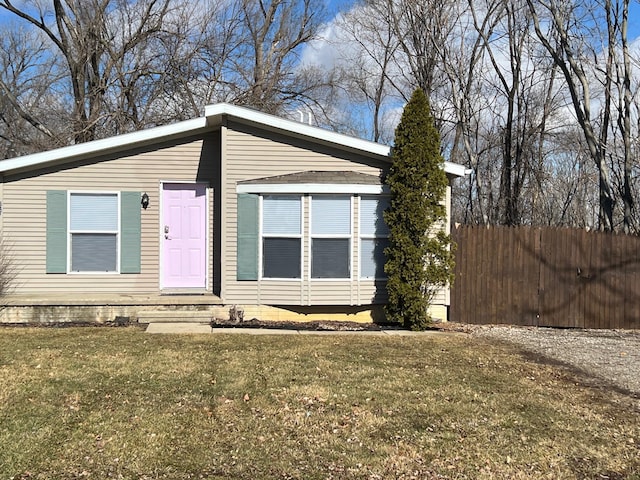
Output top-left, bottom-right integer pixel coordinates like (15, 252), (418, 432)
(141, 192), (150, 210)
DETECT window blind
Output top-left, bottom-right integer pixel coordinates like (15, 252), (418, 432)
(360, 196), (390, 236)
(70, 193), (118, 231)
(311, 196), (350, 235)
(263, 195), (301, 235)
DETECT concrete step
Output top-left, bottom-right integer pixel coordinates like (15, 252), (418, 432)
(146, 322), (213, 334)
(137, 310), (215, 323)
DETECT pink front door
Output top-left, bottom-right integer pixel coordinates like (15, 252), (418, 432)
(162, 183), (207, 289)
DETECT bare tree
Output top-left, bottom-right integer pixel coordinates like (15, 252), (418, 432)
(0, 239), (16, 296)
(307, 0), (638, 231)
(375, 0), (457, 99)
(224, 0), (325, 114)
(437, 0), (563, 227)
(526, 0), (619, 231)
(0, 0), (176, 144)
(326, 5), (403, 142)
(438, 0), (501, 225)
(611, 0), (636, 233)
(0, 0), (330, 150)
(484, 1), (542, 225)
(0, 27), (65, 157)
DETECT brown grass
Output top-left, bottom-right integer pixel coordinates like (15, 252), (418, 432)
(0, 327), (638, 479)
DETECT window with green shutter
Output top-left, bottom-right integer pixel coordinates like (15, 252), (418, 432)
(69, 192), (119, 272)
(46, 190), (141, 274)
(235, 179), (390, 284)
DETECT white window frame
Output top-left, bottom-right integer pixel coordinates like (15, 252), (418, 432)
(309, 195), (353, 280)
(359, 195), (390, 280)
(67, 191), (120, 274)
(259, 194), (303, 280)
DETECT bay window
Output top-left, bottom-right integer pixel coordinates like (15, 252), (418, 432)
(237, 189), (391, 284)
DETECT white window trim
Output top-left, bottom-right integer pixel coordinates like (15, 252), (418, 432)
(237, 183), (389, 194)
(67, 190), (121, 274)
(359, 195), (390, 280)
(259, 194), (304, 281)
(309, 195), (353, 281)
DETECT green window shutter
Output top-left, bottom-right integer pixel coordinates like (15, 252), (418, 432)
(46, 190), (67, 273)
(237, 193), (259, 280)
(120, 192), (141, 274)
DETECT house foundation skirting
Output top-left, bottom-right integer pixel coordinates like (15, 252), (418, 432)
(0, 295), (392, 324)
(0, 294), (223, 324)
(0, 296), (446, 324)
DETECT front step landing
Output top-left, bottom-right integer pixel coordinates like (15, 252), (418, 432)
(146, 323), (213, 334)
(138, 310), (215, 323)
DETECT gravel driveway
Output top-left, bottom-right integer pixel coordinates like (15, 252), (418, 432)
(470, 325), (640, 404)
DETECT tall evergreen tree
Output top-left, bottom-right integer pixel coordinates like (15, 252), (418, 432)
(384, 88), (454, 330)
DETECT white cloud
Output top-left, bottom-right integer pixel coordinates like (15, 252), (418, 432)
(299, 19), (345, 70)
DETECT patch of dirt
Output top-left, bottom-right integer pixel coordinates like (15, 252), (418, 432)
(210, 317), (387, 331)
(0, 319), (137, 328)
(209, 318), (473, 332)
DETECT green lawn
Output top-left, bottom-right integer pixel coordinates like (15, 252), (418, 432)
(0, 327), (638, 479)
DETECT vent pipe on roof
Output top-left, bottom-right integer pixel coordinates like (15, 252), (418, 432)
(296, 109), (313, 126)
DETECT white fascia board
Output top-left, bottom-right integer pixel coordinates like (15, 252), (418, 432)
(207, 103), (469, 177)
(443, 161), (472, 177)
(0, 102), (471, 178)
(205, 103), (391, 158)
(0, 117), (209, 173)
(236, 183), (389, 194)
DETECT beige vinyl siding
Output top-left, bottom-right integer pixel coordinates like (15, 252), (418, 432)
(2, 134), (219, 295)
(0, 114), (453, 317)
(302, 195), (310, 304)
(260, 280), (304, 304)
(308, 281), (357, 305)
(223, 121), (390, 306)
(422, 185), (452, 307)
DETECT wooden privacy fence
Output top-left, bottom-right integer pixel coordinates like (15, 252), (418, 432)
(450, 225), (640, 329)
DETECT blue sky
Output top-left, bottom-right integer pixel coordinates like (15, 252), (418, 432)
(324, 0), (352, 18)
(2, 0), (638, 42)
(321, 0), (640, 42)
(1, 0), (639, 70)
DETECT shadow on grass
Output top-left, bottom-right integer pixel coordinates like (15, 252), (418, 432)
(516, 347), (640, 406)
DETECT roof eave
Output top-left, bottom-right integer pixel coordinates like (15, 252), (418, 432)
(205, 103), (392, 159)
(443, 161), (471, 178)
(0, 117), (209, 174)
(207, 105), (469, 177)
(0, 103), (470, 178)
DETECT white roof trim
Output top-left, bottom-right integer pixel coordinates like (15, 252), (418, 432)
(0, 117), (208, 173)
(443, 161), (472, 177)
(205, 103), (391, 158)
(0, 102), (469, 177)
(237, 183), (389, 194)
(207, 104), (468, 177)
